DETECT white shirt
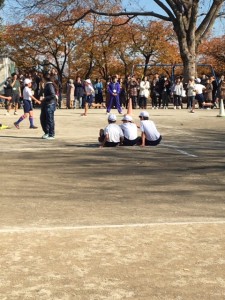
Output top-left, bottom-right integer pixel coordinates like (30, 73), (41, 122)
(104, 124), (124, 143)
(140, 120), (160, 141)
(120, 123), (138, 140)
(23, 86), (33, 101)
(195, 84), (206, 95)
(139, 81), (150, 98)
(187, 83), (197, 97)
(172, 83), (183, 96)
(85, 84), (95, 95)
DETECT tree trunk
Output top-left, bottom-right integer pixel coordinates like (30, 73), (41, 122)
(175, 23), (197, 83)
(181, 54), (197, 82)
(143, 55), (151, 77)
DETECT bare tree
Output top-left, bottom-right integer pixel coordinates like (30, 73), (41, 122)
(89, 0), (225, 80)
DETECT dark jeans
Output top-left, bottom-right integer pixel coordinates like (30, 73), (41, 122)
(139, 96), (147, 108)
(40, 102), (56, 137)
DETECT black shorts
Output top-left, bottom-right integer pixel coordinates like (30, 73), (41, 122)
(145, 135), (162, 146)
(122, 137), (140, 146)
(98, 133), (119, 147)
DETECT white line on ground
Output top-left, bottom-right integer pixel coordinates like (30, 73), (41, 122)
(161, 143), (198, 157)
(0, 221), (225, 233)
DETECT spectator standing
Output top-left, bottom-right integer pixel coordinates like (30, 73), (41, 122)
(10, 72), (21, 115)
(151, 74), (161, 109)
(107, 75), (122, 114)
(171, 77), (183, 109)
(128, 76), (139, 109)
(118, 78), (127, 108)
(203, 78), (213, 108)
(66, 79), (75, 109)
(3, 76), (13, 115)
(187, 77), (197, 113)
(74, 76), (84, 109)
(94, 78), (104, 105)
(161, 77), (171, 109)
(139, 76), (150, 109)
(218, 75), (225, 101)
(210, 76), (218, 108)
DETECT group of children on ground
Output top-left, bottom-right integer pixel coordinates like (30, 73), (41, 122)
(98, 98), (162, 148)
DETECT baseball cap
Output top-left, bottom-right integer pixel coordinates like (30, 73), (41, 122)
(196, 78), (201, 83)
(108, 114), (117, 122)
(139, 111), (149, 118)
(122, 115), (133, 122)
(85, 79), (92, 84)
(24, 78), (32, 85)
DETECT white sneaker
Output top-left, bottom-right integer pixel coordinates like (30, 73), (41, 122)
(174, 106), (176, 109)
(46, 136), (55, 140)
(14, 111), (18, 115)
(42, 134), (49, 139)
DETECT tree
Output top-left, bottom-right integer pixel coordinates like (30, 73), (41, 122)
(2, 13), (81, 83)
(199, 35), (225, 74)
(89, 0), (225, 81)
(126, 20), (181, 76)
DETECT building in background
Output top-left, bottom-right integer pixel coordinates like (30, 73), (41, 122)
(0, 56), (16, 93)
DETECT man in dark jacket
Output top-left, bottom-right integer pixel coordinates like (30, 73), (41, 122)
(40, 72), (57, 140)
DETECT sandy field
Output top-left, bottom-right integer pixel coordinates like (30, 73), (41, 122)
(0, 106), (225, 299)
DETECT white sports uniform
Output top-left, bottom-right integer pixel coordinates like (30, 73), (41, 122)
(104, 124), (124, 143)
(140, 120), (160, 141)
(120, 123), (138, 140)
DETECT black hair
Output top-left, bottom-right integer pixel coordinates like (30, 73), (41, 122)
(43, 71), (51, 81)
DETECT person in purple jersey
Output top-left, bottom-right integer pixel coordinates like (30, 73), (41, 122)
(107, 75), (123, 114)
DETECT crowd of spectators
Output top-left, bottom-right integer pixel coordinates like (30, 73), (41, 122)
(1, 70), (225, 114)
(65, 73), (225, 112)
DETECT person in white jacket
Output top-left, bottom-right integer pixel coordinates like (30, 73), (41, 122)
(171, 77), (183, 109)
(139, 76), (150, 109)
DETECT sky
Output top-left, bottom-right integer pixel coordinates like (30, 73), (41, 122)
(121, 0), (224, 36)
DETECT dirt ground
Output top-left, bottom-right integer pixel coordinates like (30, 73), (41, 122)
(0, 106), (225, 299)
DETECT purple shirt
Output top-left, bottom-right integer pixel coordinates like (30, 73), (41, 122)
(108, 82), (120, 96)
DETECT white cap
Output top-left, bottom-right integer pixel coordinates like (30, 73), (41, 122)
(139, 111), (149, 118)
(196, 78), (201, 83)
(108, 114), (117, 122)
(85, 79), (92, 84)
(122, 115), (133, 122)
(24, 78), (32, 85)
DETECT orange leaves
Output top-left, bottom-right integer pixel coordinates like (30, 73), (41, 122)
(199, 36), (225, 74)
